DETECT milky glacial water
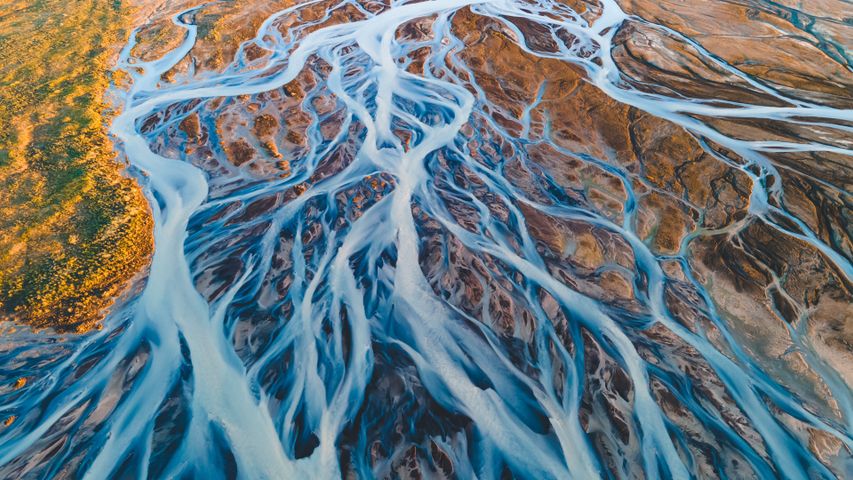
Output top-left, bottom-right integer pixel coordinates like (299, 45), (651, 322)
(1, 1), (851, 478)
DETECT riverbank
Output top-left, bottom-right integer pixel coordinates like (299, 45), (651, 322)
(0, 0), (153, 332)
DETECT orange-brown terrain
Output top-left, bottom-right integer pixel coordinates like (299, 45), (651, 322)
(0, 0), (157, 332)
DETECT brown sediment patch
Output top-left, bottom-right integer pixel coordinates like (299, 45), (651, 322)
(253, 114), (280, 138)
(617, 0), (853, 107)
(690, 223), (852, 420)
(225, 139), (257, 167)
(179, 113), (201, 140)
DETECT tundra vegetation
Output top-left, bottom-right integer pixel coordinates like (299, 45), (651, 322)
(0, 0), (152, 331)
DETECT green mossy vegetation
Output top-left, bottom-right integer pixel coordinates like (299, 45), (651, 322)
(0, 0), (153, 331)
